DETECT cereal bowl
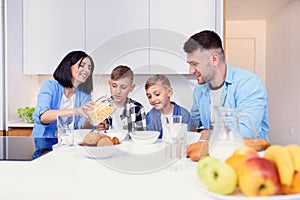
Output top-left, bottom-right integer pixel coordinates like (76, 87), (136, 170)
(129, 131), (160, 145)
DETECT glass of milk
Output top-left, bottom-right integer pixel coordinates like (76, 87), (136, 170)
(56, 115), (75, 147)
(163, 115), (188, 171)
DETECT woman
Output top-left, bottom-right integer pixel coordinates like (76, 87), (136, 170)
(31, 51), (95, 158)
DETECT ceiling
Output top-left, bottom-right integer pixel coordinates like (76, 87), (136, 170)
(226, 0), (293, 20)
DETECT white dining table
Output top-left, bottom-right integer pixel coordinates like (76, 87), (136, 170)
(0, 130), (216, 200)
(1, 130), (299, 200)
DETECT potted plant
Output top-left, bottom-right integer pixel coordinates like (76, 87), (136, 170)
(17, 107), (35, 123)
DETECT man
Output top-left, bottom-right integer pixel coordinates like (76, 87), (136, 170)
(183, 30), (269, 140)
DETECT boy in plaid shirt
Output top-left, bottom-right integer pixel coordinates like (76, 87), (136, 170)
(98, 65), (146, 133)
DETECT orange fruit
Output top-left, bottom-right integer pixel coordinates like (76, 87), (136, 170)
(225, 154), (248, 174)
(281, 172), (300, 194)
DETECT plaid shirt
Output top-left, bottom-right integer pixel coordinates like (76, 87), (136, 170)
(108, 97), (146, 133)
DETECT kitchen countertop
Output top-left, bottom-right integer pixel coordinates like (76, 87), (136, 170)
(8, 120), (34, 128)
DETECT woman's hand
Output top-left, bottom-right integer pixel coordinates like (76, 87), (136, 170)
(74, 101), (95, 117)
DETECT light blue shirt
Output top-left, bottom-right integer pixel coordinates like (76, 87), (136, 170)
(191, 65), (269, 140)
(31, 80), (92, 138)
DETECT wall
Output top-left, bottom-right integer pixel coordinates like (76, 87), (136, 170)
(226, 5), (300, 145)
(226, 20), (266, 83)
(266, 0), (300, 145)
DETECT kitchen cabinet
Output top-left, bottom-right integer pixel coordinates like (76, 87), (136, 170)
(23, 0), (85, 74)
(23, 0), (223, 75)
(7, 121), (33, 137)
(86, 0), (149, 74)
(7, 128), (32, 137)
(149, 0), (217, 74)
(89, 0), (220, 74)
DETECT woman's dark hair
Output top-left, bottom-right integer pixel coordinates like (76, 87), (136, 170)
(53, 51), (94, 94)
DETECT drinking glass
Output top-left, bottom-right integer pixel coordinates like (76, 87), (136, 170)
(163, 115), (188, 171)
(56, 115), (75, 147)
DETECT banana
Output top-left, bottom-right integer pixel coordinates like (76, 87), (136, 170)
(263, 145), (294, 186)
(286, 144), (300, 172)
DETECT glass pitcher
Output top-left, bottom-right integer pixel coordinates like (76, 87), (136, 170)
(208, 106), (256, 162)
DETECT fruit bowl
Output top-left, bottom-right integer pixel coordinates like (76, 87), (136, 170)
(197, 145), (300, 200)
(198, 179), (300, 200)
(129, 131), (160, 145)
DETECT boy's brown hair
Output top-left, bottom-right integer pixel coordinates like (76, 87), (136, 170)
(110, 65), (134, 82)
(145, 74), (171, 90)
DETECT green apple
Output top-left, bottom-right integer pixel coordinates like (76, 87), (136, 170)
(197, 156), (220, 180)
(238, 157), (280, 196)
(198, 156), (237, 195)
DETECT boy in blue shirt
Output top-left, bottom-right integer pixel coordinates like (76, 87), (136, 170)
(145, 74), (191, 139)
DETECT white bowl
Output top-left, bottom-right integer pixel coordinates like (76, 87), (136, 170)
(79, 144), (119, 159)
(129, 131), (160, 145)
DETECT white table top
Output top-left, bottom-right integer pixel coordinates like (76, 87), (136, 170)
(0, 130), (217, 200)
(3, 130), (297, 200)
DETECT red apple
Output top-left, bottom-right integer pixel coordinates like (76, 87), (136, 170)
(238, 157), (280, 196)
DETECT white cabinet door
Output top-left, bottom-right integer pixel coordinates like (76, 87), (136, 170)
(149, 0), (217, 74)
(23, 0), (85, 74)
(23, 0), (222, 75)
(86, 0), (149, 74)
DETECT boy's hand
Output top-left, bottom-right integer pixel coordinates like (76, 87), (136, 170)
(96, 120), (107, 130)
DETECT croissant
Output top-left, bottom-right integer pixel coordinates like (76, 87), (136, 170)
(243, 138), (271, 151)
(186, 141), (208, 162)
(186, 138), (271, 162)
